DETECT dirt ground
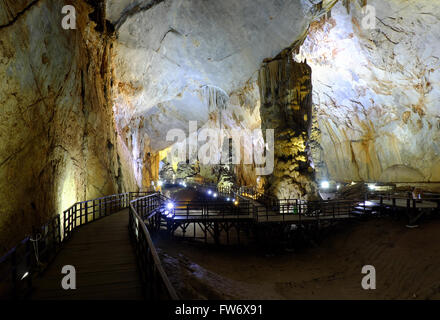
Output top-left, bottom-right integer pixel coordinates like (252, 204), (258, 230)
(156, 217), (440, 300)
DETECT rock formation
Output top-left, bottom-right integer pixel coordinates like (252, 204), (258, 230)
(258, 55), (318, 199)
(297, 0), (440, 184)
(2, 0), (440, 253)
(0, 0), (138, 253)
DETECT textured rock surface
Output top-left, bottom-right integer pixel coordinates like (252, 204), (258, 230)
(258, 57), (317, 199)
(297, 0), (440, 183)
(158, 78), (263, 186)
(158, 158), (175, 181)
(4, 0), (440, 253)
(0, 0), (138, 253)
(108, 0), (334, 152)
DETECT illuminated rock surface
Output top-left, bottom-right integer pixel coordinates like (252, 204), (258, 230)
(2, 0), (440, 252)
(0, 1), (137, 252)
(259, 57), (317, 199)
(108, 0), (333, 151)
(297, 0), (440, 183)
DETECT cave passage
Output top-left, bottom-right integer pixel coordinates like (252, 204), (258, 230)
(1, 0), (440, 303)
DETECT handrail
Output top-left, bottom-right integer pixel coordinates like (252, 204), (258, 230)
(0, 191), (154, 300)
(3, 182), (438, 299)
(128, 194), (178, 300)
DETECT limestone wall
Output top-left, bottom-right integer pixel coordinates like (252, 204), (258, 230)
(297, 0), (440, 183)
(0, 0), (137, 253)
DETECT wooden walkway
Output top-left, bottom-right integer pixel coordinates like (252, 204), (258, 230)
(31, 209), (143, 300)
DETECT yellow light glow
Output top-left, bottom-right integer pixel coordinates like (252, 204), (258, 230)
(158, 147), (172, 161)
(60, 168), (77, 213)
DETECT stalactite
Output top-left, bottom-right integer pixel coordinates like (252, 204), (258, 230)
(343, 0), (350, 14)
(201, 85), (229, 113)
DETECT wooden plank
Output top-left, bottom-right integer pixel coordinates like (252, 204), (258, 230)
(32, 209), (143, 300)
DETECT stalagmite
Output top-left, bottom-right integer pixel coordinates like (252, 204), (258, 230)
(258, 54), (318, 200)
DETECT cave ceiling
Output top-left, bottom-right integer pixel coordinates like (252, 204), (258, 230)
(107, 0), (334, 151)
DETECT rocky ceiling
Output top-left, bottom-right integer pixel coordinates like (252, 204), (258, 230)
(107, 0), (335, 151)
(107, 0), (440, 186)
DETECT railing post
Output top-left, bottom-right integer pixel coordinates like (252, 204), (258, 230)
(93, 199), (97, 220)
(72, 206), (76, 229)
(63, 210), (67, 239)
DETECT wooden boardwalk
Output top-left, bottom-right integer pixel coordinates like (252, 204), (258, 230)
(31, 209), (143, 300)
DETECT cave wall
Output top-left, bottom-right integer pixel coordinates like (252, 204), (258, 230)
(0, 0), (137, 253)
(158, 79), (263, 187)
(108, 0), (336, 156)
(298, 0), (440, 183)
(258, 55), (317, 199)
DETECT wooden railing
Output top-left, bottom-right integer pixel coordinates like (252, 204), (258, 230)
(252, 199), (360, 222)
(2, 183), (439, 299)
(0, 191), (153, 300)
(192, 183), (440, 225)
(62, 192), (153, 239)
(172, 199), (251, 220)
(128, 193), (178, 300)
(217, 184), (279, 208)
(0, 215), (61, 299)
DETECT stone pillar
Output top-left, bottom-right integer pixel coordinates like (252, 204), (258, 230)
(258, 54), (317, 200)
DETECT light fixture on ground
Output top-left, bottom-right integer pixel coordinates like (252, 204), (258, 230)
(360, 201), (376, 207)
(164, 201), (175, 218)
(320, 181), (330, 189)
(213, 193), (217, 198)
(207, 190), (212, 195)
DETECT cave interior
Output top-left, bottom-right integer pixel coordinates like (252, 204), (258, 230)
(1, 0), (440, 301)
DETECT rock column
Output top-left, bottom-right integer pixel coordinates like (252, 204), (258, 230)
(258, 54), (317, 200)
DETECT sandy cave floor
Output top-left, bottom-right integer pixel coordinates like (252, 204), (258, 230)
(155, 217), (440, 300)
